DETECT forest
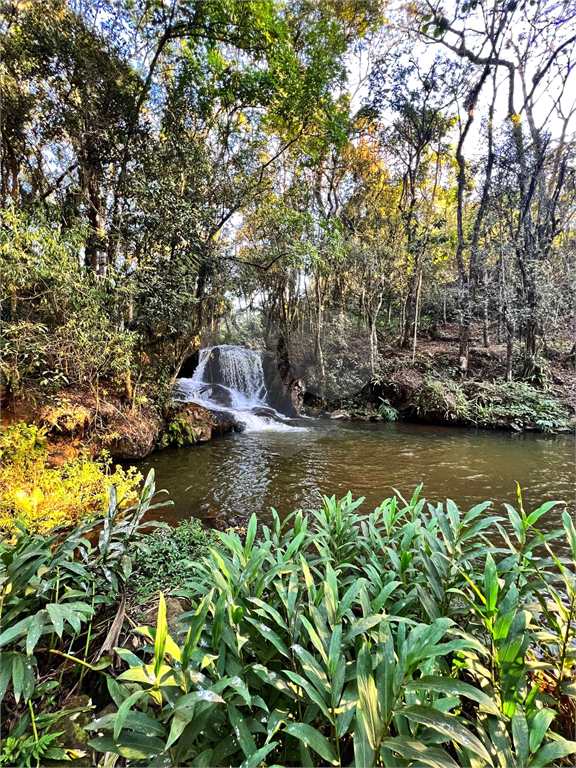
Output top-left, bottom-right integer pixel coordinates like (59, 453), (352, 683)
(1, 0), (575, 766)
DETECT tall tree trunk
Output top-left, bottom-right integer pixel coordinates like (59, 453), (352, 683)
(505, 320), (514, 381)
(401, 257), (422, 349)
(85, 181), (106, 275)
(411, 269), (422, 363)
(315, 274), (326, 397)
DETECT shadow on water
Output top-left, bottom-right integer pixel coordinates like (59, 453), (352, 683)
(130, 420), (575, 552)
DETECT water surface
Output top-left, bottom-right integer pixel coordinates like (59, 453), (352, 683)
(133, 420), (574, 546)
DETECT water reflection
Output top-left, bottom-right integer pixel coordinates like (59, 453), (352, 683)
(133, 421), (575, 550)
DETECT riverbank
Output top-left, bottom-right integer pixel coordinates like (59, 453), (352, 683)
(1, 328), (574, 468)
(304, 327), (575, 434)
(0, 386), (236, 463)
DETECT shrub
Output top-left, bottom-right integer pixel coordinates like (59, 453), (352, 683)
(417, 377), (470, 422)
(160, 417), (197, 448)
(378, 397), (399, 421)
(0, 423), (142, 532)
(469, 380), (571, 432)
(131, 518), (217, 599)
(89, 488), (576, 767)
(0, 471), (169, 748)
(0, 209), (137, 398)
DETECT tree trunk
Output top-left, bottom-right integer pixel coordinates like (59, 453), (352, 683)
(315, 275), (326, 397)
(458, 295), (471, 374)
(402, 257), (422, 349)
(411, 269), (423, 363)
(85, 181), (106, 275)
(505, 320), (514, 381)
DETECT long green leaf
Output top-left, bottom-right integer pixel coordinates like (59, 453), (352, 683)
(228, 704), (257, 758)
(383, 736), (460, 768)
(113, 690), (147, 740)
(283, 723), (338, 765)
(354, 705), (376, 768)
(405, 676), (500, 716)
(154, 592), (168, 677)
(400, 705), (491, 762)
(529, 738), (576, 768)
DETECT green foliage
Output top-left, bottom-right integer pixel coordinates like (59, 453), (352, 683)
(0, 209), (138, 397)
(378, 397), (399, 421)
(90, 488), (576, 767)
(0, 422), (142, 533)
(470, 380), (571, 433)
(417, 377), (471, 422)
(519, 353), (552, 388)
(416, 378), (571, 432)
(0, 729), (73, 768)
(131, 518), (217, 600)
(162, 418), (197, 448)
(0, 471), (169, 717)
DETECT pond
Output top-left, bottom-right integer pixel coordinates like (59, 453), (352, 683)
(132, 419), (575, 550)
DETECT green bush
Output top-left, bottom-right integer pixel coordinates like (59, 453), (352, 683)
(0, 208), (137, 398)
(131, 518), (217, 599)
(378, 397), (399, 421)
(417, 377), (571, 432)
(87, 489), (576, 767)
(0, 422), (142, 533)
(417, 377), (470, 422)
(0, 471), (169, 748)
(469, 380), (571, 432)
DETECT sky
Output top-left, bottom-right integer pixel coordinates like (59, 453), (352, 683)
(344, 0), (576, 146)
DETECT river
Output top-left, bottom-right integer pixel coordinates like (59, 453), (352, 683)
(133, 419), (575, 549)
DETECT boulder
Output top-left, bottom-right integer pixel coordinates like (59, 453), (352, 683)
(330, 409), (350, 420)
(107, 404), (163, 459)
(251, 405), (289, 423)
(163, 402), (235, 446)
(262, 339), (305, 417)
(164, 402), (215, 444)
(380, 368), (424, 411)
(46, 694), (93, 767)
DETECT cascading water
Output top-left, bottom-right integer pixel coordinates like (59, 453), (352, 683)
(175, 345), (301, 431)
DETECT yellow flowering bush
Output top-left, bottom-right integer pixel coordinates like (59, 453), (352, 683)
(0, 423), (142, 533)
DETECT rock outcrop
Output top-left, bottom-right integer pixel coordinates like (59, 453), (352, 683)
(162, 402), (234, 446)
(262, 338), (305, 417)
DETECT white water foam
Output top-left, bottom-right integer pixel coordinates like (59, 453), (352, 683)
(175, 345), (304, 432)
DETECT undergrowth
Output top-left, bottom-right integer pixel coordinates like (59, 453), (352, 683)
(417, 377), (571, 432)
(2, 481), (575, 767)
(131, 518), (217, 599)
(0, 423), (141, 532)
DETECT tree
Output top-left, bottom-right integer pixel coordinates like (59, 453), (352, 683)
(370, 54), (457, 350)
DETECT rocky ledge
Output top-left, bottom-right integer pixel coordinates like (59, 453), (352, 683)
(1, 388), (237, 462)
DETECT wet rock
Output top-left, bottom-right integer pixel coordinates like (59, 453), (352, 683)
(211, 412), (236, 436)
(163, 402), (235, 447)
(330, 409), (350, 419)
(251, 405), (288, 423)
(165, 402), (214, 444)
(262, 339), (305, 416)
(193, 382), (234, 408)
(46, 694), (93, 767)
(200, 501), (228, 531)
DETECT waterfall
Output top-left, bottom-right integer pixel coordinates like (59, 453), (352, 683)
(175, 345), (301, 431)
